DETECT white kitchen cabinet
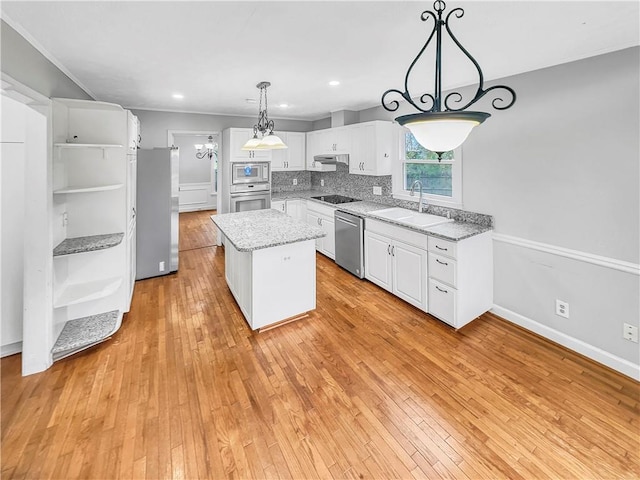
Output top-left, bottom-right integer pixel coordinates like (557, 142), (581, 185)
(427, 232), (493, 329)
(50, 98), (137, 362)
(271, 199), (286, 213)
(305, 131), (337, 172)
(227, 128), (272, 161)
(271, 131), (306, 171)
(364, 226), (427, 311)
(365, 217), (493, 328)
(285, 199), (307, 222)
(306, 201), (336, 259)
(273, 198), (307, 222)
(312, 126), (350, 155)
(349, 121), (396, 176)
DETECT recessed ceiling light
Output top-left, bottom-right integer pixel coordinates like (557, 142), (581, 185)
(329, 80), (340, 86)
(279, 103), (289, 108)
(172, 93), (184, 100)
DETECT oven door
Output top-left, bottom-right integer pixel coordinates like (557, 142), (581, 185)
(230, 191), (271, 212)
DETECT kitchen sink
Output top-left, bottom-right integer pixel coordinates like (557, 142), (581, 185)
(370, 207), (453, 228)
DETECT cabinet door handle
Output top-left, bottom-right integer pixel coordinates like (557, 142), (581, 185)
(387, 245), (391, 255)
(435, 245), (448, 251)
(436, 259), (448, 266)
(391, 245), (395, 256)
(436, 285), (448, 294)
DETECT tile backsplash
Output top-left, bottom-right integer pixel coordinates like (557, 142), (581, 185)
(272, 163), (391, 200)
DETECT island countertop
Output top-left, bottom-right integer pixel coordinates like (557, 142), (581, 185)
(211, 209), (325, 252)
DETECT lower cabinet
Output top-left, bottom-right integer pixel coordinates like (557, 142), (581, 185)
(272, 198), (307, 221)
(306, 201), (336, 259)
(365, 218), (493, 329)
(364, 230), (427, 311)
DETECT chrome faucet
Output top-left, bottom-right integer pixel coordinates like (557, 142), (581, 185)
(410, 180), (426, 213)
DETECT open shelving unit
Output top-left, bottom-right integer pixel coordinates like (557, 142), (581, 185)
(49, 98), (137, 362)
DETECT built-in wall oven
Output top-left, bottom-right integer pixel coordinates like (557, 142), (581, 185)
(230, 161), (271, 212)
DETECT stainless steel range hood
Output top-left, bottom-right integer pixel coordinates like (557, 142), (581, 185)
(313, 154), (349, 165)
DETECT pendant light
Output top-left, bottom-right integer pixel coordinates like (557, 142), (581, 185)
(382, 1), (516, 158)
(241, 81), (288, 151)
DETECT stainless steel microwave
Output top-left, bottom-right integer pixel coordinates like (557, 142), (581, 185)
(231, 161), (270, 184)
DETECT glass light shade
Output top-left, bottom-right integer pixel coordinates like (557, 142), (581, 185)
(396, 111), (490, 152)
(194, 144), (203, 150)
(254, 134), (288, 150)
(205, 143), (214, 149)
(241, 135), (262, 150)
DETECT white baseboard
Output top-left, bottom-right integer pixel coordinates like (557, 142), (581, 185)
(1, 341), (22, 358)
(491, 305), (640, 381)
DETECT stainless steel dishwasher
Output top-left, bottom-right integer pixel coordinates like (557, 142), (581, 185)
(334, 210), (365, 278)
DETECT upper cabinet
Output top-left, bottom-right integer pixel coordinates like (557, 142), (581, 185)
(270, 131), (306, 171)
(306, 121), (397, 176)
(349, 121), (397, 176)
(227, 128), (272, 162)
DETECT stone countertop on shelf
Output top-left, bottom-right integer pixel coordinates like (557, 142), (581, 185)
(272, 190), (492, 242)
(212, 209), (325, 252)
(53, 232), (125, 256)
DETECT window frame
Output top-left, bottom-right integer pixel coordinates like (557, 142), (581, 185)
(392, 129), (463, 208)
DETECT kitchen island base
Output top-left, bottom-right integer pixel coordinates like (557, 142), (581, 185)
(224, 238), (317, 330)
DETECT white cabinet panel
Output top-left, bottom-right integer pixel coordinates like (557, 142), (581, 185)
(364, 231), (393, 291)
(393, 240), (427, 310)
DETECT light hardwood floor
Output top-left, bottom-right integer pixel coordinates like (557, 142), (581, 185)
(2, 210), (639, 479)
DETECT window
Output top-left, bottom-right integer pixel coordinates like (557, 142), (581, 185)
(393, 131), (462, 207)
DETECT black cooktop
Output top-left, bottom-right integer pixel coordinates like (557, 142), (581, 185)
(311, 194), (360, 205)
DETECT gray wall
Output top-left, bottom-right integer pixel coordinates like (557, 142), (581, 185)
(0, 20), (92, 100)
(359, 47), (640, 372)
(131, 109), (313, 149)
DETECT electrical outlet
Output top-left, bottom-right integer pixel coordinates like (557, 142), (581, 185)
(623, 323), (638, 343)
(555, 299), (569, 318)
(373, 186), (382, 195)
(293, 178), (298, 186)
(321, 179), (325, 187)
(159, 261), (165, 272)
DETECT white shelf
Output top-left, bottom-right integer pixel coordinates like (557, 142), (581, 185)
(54, 143), (124, 149)
(54, 183), (124, 194)
(54, 276), (123, 308)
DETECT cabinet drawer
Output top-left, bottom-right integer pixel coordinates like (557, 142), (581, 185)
(428, 236), (457, 258)
(307, 200), (336, 218)
(428, 252), (457, 287)
(428, 278), (457, 327)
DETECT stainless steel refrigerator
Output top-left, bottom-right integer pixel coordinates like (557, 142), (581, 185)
(136, 147), (179, 279)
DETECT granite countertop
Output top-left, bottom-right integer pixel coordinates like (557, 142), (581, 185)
(366, 213), (492, 241)
(212, 209), (325, 252)
(272, 190), (492, 241)
(53, 232), (125, 256)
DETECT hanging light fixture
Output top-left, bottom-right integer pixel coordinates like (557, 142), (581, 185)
(195, 135), (217, 159)
(382, 1), (516, 158)
(242, 81), (288, 151)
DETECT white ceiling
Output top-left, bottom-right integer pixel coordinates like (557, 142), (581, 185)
(2, 1), (638, 121)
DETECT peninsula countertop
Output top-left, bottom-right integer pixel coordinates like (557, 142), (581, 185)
(211, 209), (325, 252)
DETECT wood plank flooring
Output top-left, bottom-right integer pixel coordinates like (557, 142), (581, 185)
(2, 210), (639, 479)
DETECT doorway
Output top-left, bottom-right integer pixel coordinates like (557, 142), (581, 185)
(168, 130), (219, 212)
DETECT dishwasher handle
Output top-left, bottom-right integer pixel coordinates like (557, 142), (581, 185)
(335, 215), (358, 227)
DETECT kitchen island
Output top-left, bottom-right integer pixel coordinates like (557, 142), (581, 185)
(211, 209), (325, 330)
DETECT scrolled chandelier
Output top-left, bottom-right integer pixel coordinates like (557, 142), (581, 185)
(195, 135), (217, 160)
(382, 0), (516, 158)
(242, 81), (287, 151)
